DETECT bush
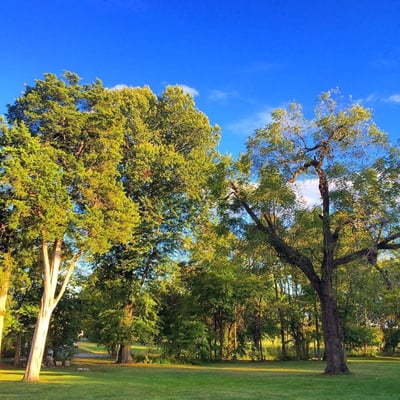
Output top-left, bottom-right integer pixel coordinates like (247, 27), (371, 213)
(55, 344), (75, 361)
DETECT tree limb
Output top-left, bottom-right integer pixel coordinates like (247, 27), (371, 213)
(333, 232), (400, 268)
(54, 250), (82, 306)
(41, 240), (51, 293)
(288, 159), (318, 183)
(230, 181), (321, 288)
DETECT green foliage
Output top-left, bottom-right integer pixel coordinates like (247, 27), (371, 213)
(2, 72), (140, 254)
(79, 84), (220, 358)
(48, 289), (82, 350)
(226, 89), (400, 374)
(2, 75), (400, 375)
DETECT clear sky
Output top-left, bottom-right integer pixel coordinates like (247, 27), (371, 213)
(1, 0), (399, 156)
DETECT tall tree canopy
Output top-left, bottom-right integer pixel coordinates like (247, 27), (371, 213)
(1, 72), (139, 381)
(228, 90), (400, 374)
(81, 84), (220, 363)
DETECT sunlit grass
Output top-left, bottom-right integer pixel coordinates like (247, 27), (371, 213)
(1, 355), (399, 400)
(75, 340), (109, 355)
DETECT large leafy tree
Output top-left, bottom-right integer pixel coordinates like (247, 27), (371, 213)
(80, 85), (220, 362)
(228, 90), (400, 374)
(1, 72), (139, 381)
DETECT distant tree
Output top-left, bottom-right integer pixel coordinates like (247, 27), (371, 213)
(157, 266), (211, 362)
(81, 246), (159, 363)
(2, 72), (139, 381)
(228, 90), (400, 374)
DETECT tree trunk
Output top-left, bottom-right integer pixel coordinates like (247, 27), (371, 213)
(115, 302), (135, 364)
(273, 277), (288, 358)
(116, 344), (133, 364)
(0, 253), (12, 359)
(314, 300), (321, 360)
(14, 332), (22, 367)
(257, 297), (264, 361)
(319, 284), (350, 374)
(233, 320), (238, 355)
(23, 239), (80, 382)
(23, 300), (53, 381)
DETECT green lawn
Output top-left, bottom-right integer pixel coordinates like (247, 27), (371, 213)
(0, 357), (399, 400)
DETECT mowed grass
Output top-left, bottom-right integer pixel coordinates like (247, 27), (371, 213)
(0, 357), (399, 400)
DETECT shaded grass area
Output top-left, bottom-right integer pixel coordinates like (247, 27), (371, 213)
(0, 357), (399, 400)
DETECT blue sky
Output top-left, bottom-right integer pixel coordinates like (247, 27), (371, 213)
(1, 0), (399, 156)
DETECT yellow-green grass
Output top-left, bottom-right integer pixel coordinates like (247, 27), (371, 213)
(1, 357), (399, 400)
(75, 341), (110, 355)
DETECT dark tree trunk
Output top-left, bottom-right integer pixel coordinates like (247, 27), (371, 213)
(116, 344), (133, 364)
(257, 298), (264, 361)
(273, 276), (288, 359)
(314, 300), (321, 360)
(14, 332), (22, 367)
(319, 284), (349, 374)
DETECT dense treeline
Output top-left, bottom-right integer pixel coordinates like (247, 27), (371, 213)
(0, 74), (399, 381)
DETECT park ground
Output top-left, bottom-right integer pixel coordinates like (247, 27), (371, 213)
(0, 343), (399, 400)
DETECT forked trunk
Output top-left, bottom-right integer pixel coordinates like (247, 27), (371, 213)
(318, 285), (349, 374)
(23, 240), (79, 382)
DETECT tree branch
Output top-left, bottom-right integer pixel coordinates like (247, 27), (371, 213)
(41, 240), (51, 293)
(54, 250), (82, 306)
(288, 159), (318, 183)
(333, 232), (400, 268)
(230, 181), (321, 288)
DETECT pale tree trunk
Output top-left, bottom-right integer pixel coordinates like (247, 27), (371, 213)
(23, 299), (54, 381)
(23, 239), (80, 382)
(0, 253), (13, 359)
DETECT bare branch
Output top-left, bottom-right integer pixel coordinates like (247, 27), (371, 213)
(288, 159), (318, 183)
(333, 232), (400, 268)
(373, 263), (393, 290)
(41, 240), (51, 293)
(54, 251), (82, 306)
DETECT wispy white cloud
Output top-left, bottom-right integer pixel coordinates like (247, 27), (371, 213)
(208, 89), (238, 103)
(239, 61), (282, 74)
(373, 58), (399, 68)
(228, 107), (274, 136)
(291, 179), (321, 208)
(385, 94), (400, 103)
(178, 84), (199, 97)
(354, 93), (377, 104)
(108, 83), (129, 91)
(354, 92), (400, 105)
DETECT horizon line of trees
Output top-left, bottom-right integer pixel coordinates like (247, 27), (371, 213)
(0, 73), (399, 381)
